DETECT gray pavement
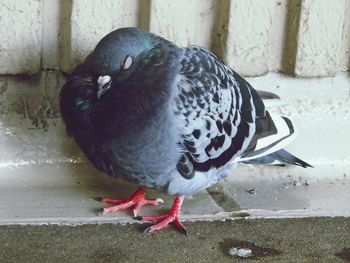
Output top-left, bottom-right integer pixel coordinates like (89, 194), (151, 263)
(1, 217), (349, 263)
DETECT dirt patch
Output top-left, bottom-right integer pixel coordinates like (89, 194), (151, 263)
(335, 247), (350, 262)
(206, 187), (240, 211)
(219, 239), (282, 260)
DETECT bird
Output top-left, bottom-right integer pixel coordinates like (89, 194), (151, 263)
(60, 27), (312, 234)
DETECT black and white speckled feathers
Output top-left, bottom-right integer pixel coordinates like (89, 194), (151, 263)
(174, 46), (262, 177)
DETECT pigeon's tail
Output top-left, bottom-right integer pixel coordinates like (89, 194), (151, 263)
(256, 90), (280, 100)
(242, 149), (313, 168)
(239, 110), (312, 168)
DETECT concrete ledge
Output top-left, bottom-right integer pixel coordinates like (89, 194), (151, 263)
(0, 72), (349, 225)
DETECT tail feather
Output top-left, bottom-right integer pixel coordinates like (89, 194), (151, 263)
(256, 90), (280, 100)
(243, 149), (313, 168)
(238, 108), (312, 168)
(240, 112), (297, 162)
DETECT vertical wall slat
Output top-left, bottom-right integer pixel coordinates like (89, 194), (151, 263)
(42, 0), (60, 70)
(280, 0), (302, 75)
(268, 0), (289, 72)
(149, 0), (215, 48)
(294, 0), (345, 77)
(59, 0), (139, 73)
(0, 0), (42, 75)
(225, 0), (274, 76)
(340, 0), (350, 71)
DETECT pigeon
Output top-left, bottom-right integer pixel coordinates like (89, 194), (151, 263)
(60, 27), (311, 234)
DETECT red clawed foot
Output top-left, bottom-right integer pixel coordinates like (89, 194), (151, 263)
(96, 187), (163, 217)
(138, 196), (187, 235)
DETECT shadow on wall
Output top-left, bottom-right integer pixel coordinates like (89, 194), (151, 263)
(282, 0), (302, 76)
(138, 0), (151, 30)
(58, 0), (73, 73)
(210, 0), (231, 60)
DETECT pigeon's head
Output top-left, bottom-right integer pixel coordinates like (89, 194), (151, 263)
(87, 27), (157, 99)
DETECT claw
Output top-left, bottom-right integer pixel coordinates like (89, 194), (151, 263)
(180, 227), (188, 236)
(143, 227), (153, 234)
(174, 218), (188, 235)
(156, 198), (164, 204)
(139, 196), (186, 234)
(98, 208), (105, 216)
(94, 197), (103, 202)
(97, 187), (163, 217)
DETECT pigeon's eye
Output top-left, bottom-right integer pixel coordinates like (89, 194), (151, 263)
(121, 55), (133, 70)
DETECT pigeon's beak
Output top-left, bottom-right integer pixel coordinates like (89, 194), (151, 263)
(97, 75), (112, 99)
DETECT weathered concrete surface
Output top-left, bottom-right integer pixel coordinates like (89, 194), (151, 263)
(226, 0), (273, 76)
(268, 0), (289, 72)
(294, 0), (346, 77)
(149, 0), (215, 48)
(247, 73), (350, 175)
(60, 0), (139, 72)
(0, 0), (42, 74)
(0, 218), (349, 263)
(341, 0), (350, 71)
(0, 163), (225, 225)
(0, 72), (69, 167)
(41, 0), (60, 70)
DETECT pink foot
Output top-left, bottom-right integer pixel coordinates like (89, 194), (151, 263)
(96, 187), (163, 217)
(137, 196), (187, 235)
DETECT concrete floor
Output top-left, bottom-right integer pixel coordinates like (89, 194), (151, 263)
(1, 162), (350, 226)
(1, 73), (350, 262)
(1, 218), (350, 263)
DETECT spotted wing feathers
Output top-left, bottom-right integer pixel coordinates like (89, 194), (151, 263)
(174, 46), (256, 174)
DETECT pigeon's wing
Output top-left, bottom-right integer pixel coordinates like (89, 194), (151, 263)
(173, 46), (259, 175)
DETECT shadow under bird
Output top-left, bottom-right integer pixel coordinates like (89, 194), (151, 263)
(60, 27), (312, 234)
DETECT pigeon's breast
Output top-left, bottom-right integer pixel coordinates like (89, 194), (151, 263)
(95, 109), (182, 190)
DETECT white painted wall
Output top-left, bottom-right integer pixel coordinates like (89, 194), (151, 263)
(149, 0), (215, 47)
(294, 0), (346, 77)
(0, 0), (42, 74)
(0, 0), (349, 77)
